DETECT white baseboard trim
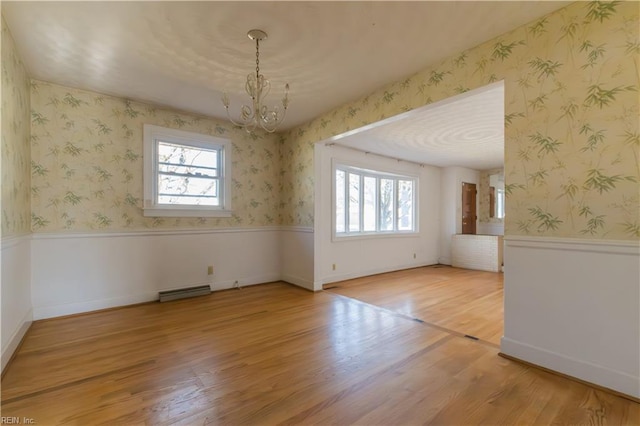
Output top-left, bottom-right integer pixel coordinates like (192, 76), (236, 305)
(281, 274), (314, 291)
(501, 337), (640, 399)
(438, 256), (451, 266)
(33, 292), (159, 320)
(211, 274), (282, 291)
(33, 275), (285, 320)
(34, 273), (284, 320)
(1, 308), (33, 373)
(320, 260), (438, 286)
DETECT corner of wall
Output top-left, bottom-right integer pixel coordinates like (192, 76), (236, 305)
(1, 307), (32, 373)
(1, 11), (33, 375)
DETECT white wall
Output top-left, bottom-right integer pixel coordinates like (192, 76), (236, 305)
(281, 227), (314, 290)
(30, 228), (283, 319)
(314, 144), (441, 289)
(502, 237), (640, 398)
(439, 166), (480, 265)
(1, 235), (32, 371)
(477, 222), (504, 236)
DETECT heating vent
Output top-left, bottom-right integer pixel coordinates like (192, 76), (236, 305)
(159, 285), (211, 303)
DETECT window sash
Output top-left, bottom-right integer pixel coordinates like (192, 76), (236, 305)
(155, 140), (223, 207)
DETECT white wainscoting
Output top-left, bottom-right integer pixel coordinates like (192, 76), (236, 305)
(316, 235), (439, 288)
(30, 227), (284, 320)
(280, 227), (314, 291)
(502, 236), (640, 398)
(1, 234), (33, 372)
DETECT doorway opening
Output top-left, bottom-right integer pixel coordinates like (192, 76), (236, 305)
(314, 81), (505, 344)
(462, 182), (477, 234)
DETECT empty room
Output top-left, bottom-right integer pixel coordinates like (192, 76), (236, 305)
(1, 1), (638, 424)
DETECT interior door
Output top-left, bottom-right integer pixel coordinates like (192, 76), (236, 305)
(462, 182), (476, 234)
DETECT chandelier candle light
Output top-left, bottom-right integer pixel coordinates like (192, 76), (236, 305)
(222, 29), (290, 133)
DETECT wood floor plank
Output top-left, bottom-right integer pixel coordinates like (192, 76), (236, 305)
(326, 265), (504, 344)
(2, 278), (637, 425)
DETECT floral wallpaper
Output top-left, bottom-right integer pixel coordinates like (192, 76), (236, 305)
(478, 168), (504, 224)
(30, 82), (280, 232)
(277, 132), (315, 226)
(281, 1), (639, 240)
(8, 1), (640, 239)
(1, 16), (31, 237)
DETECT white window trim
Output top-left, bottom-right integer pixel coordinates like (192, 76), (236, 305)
(332, 161), (418, 240)
(143, 124), (233, 217)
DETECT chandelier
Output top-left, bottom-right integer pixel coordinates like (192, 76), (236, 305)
(222, 29), (290, 133)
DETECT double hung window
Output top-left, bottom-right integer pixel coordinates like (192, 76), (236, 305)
(143, 124), (232, 217)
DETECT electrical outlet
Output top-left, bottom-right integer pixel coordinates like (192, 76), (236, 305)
(207, 265), (214, 275)
(332, 263), (336, 271)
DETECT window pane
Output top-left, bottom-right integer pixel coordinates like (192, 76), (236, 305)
(379, 178), (394, 231)
(496, 189), (505, 219)
(158, 142), (218, 176)
(348, 173), (360, 232)
(398, 180), (413, 231)
(158, 175), (219, 205)
(363, 176), (376, 232)
(336, 170), (346, 233)
(157, 141), (220, 206)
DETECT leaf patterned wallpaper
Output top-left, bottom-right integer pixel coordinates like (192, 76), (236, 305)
(4, 2), (638, 239)
(281, 1), (639, 240)
(30, 82), (280, 232)
(1, 16), (31, 237)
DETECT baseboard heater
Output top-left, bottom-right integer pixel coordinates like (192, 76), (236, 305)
(159, 285), (211, 302)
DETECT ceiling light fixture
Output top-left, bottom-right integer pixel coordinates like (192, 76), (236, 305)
(222, 29), (290, 133)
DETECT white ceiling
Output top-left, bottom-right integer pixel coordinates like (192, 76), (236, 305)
(2, 1), (569, 169)
(330, 81), (505, 170)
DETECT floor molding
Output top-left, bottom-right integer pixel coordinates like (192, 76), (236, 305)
(498, 352), (640, 404)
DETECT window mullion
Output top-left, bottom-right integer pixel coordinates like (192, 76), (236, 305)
(343, 170), (348, 233)
(393, 178), (399, 232)
(359, 173), (364, 233)
(413, 179), (416, 229)
(218, 147), (224, 208)
(375, 177), (380, 232)
(345, 172), (350, 234)
(154, 139), (160, 205)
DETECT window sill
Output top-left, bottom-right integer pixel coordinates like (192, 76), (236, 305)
(143, 208), (233, 218)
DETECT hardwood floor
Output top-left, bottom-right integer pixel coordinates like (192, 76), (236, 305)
(325, 265), (504, 345)
(2, 280), (638, 425)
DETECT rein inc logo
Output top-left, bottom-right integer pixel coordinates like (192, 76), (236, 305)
(1, 418), (35, 425)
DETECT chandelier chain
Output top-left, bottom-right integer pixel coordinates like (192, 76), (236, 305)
(255, 39), (260, 78)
